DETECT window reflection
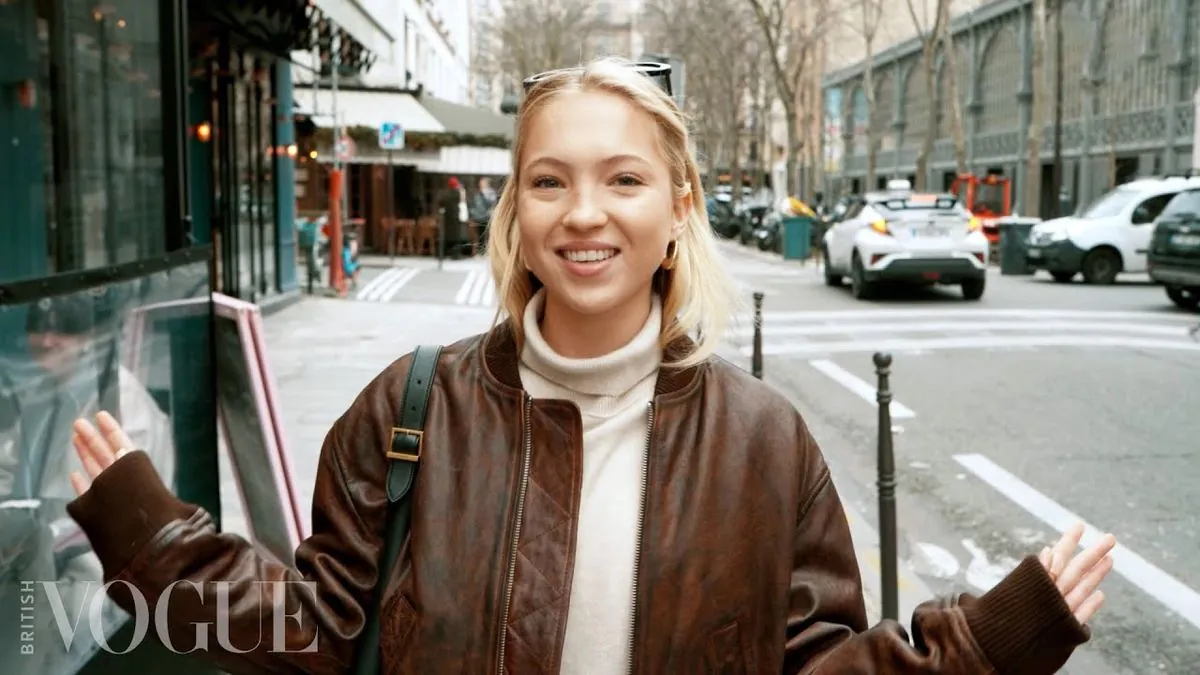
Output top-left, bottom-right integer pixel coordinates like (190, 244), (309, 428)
(0, 263), (212, 675)
(34, 0), (165, 275)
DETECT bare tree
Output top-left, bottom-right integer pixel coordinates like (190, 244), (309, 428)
(1023, 0), (1047, 215)
(902, 0), (949, 191)
(745, 0), (841, 196)
(475, 0), (597, 87)
(841, 0), (885, 188)
(937, 0), (968, 173)
(644, 0), (761, 200)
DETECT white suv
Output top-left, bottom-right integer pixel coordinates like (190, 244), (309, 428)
(821, 181), (989, 300)
(1025, 175), (1200, 284)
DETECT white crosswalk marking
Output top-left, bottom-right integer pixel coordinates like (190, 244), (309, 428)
(725, 308), (1200, 358)
(456, 268), (497, 307)
(355, 267), (419, 302)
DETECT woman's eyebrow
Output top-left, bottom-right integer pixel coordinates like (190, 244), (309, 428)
(523, 154), (654, 171)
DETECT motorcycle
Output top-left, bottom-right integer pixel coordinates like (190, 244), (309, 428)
(752, 210), (784, 252)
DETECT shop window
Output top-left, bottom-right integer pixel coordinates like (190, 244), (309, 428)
(35, 0), (167, 275)
(0, 259), (214, 675)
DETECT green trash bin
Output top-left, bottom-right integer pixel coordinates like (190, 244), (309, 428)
(781, 215), (813, 261)
(997, 217), (1040, 275)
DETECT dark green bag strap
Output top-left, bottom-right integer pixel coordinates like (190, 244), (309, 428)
(352, 344), (442, 675)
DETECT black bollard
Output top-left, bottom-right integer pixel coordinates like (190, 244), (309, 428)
(751, 292), (764, 379)
(873, 351), (899, 622)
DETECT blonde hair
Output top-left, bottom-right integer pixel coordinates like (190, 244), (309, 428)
(486, 57), (740, 368)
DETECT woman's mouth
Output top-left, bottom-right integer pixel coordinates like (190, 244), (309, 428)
(558, 248), (618, 263)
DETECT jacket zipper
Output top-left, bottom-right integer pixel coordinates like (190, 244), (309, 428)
(627, 402), (655, 675)
(496, 394), (533, 674)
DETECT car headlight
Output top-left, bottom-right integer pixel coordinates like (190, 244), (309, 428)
(1050, 229), (1068, 241)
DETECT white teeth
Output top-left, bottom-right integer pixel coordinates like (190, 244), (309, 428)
(563, 249), (616, 263)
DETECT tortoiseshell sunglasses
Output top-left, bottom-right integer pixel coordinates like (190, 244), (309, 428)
(522, 61), (673, 97)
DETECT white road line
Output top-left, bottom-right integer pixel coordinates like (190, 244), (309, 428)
(467, 270), (490, 305)
(454, 269), (478, 305)
(375, 268), (418, 302)
(729, 319), (1193, 339)
(481, 273), (496, 306)
(733, 308), (1200, 325)
(355, 268), (397, 301)
(954, 453), (1200, 632)
(809, 359), (916, 418)
(743, 334), (1200, 357)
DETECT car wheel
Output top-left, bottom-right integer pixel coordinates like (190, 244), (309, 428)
(1166, 286), (1200, 311)
(850, 253), (874, 300)
(1081, 248), (1121, 285)
(1051, 271), (1075, 283)
(823, 248), (843, 287)
(961, 277), (986, 301)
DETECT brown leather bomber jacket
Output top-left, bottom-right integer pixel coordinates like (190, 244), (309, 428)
(67, 324), (1089, 675)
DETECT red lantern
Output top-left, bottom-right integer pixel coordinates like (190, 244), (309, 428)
(16, 79), (35, 109)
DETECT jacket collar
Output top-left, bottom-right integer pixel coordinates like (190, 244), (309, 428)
(482, 321), (701, 398)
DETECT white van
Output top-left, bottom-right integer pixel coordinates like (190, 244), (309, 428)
(1025, 175), (1200, 284)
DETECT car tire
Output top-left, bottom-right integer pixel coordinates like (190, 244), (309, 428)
(823, 248), (843, 287)
(1051, 271), (1075, 283)
(850, 253), (874, 300)
(1081, 248), (1121, 285)
(1166, 286), (1200, 311)
(961, 277), (986, 300)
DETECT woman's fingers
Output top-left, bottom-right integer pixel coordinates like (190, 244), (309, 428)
(73, 418), (116, 470)
(72, 432), (105, 480)
(96, 411), (135, 454)
(1049, 522), (1086, 579)
(1065, 553), (1114, 612)
(69, 471), (89, 496)
(1074, 590), (1106, 625)
(1057, 533), (1117, 595)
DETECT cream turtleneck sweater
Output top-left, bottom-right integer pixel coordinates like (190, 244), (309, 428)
(519, 289), (663, 675)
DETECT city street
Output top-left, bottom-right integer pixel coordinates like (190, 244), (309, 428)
(273, 241), (1200, 674)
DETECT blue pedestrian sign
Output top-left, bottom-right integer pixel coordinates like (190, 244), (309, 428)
(378, 122), (405, 150)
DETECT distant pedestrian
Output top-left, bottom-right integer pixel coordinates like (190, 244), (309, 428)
(63, 56), (1114, 674)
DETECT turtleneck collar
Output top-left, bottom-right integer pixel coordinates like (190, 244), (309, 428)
(520, 288), (663, 398)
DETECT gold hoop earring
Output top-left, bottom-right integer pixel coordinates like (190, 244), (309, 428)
(661, 240), (679, 270)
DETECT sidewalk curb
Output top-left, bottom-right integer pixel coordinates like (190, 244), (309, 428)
(841, 500), (936, 631)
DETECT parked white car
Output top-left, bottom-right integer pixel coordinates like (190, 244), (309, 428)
(1025, 175), (1200, 284)
(821, 181), (989, 300)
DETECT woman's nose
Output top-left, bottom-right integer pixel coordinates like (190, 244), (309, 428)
(562, 189), (607, 229)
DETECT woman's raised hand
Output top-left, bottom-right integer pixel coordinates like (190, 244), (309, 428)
(1038, 521), (1117, 626)
(70, 411), (136, 496)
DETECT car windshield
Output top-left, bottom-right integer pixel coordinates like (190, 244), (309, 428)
(1160, 189), (1200, 217)
(1078, 186), (1138, 218)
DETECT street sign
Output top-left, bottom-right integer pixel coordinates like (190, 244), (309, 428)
(379, 122), (405, 150)
(335, 135), (356, 161)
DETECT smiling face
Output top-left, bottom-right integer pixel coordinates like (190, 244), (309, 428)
(517, 88), (684, 325)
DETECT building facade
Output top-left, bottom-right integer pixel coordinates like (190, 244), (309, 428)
(0, 2), (374, 674)
(821, 0), (1198, 216)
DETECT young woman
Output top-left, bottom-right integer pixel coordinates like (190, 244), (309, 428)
(66, 58), (1115, 674)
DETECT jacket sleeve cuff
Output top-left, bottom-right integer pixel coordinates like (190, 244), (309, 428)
(66, 451), (198, 578)
(960, 555), (1090, 674)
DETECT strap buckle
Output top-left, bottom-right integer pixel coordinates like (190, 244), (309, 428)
(387, 426), (423, 462)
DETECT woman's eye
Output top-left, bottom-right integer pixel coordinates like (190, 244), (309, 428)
(614, 173), (643, 187)
(532, 176), (561, 189)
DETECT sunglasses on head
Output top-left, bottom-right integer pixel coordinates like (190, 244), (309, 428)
(522, 61), (673, 97)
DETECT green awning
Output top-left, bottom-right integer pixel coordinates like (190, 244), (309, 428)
(418, 95), (515, 140)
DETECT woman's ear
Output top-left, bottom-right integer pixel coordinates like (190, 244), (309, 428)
(672, 191), (692, 233)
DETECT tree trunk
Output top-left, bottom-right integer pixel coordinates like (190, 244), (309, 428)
(915, 41), (937, 190)
(863, 52), (878, 188)
(1024, 0), (1046, 216)
(939, 1), (968, 174)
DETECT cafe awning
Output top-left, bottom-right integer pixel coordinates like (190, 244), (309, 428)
(294, 87), (445, 134)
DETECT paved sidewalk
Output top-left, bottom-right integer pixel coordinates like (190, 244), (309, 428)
(259, 296), (929, 629)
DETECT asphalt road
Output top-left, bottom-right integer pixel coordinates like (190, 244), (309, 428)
(342, 242), (1200, 672)
(715, 240), (1200, 674)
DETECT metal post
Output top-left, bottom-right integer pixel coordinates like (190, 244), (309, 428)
(388, 149), (396, 261)
(873, 352), (898, 622)
(751, 292), (764, 379)
(328, 32), (345, 295)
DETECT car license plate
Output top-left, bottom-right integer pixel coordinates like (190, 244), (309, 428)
(1170, 233), (1200, 248)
